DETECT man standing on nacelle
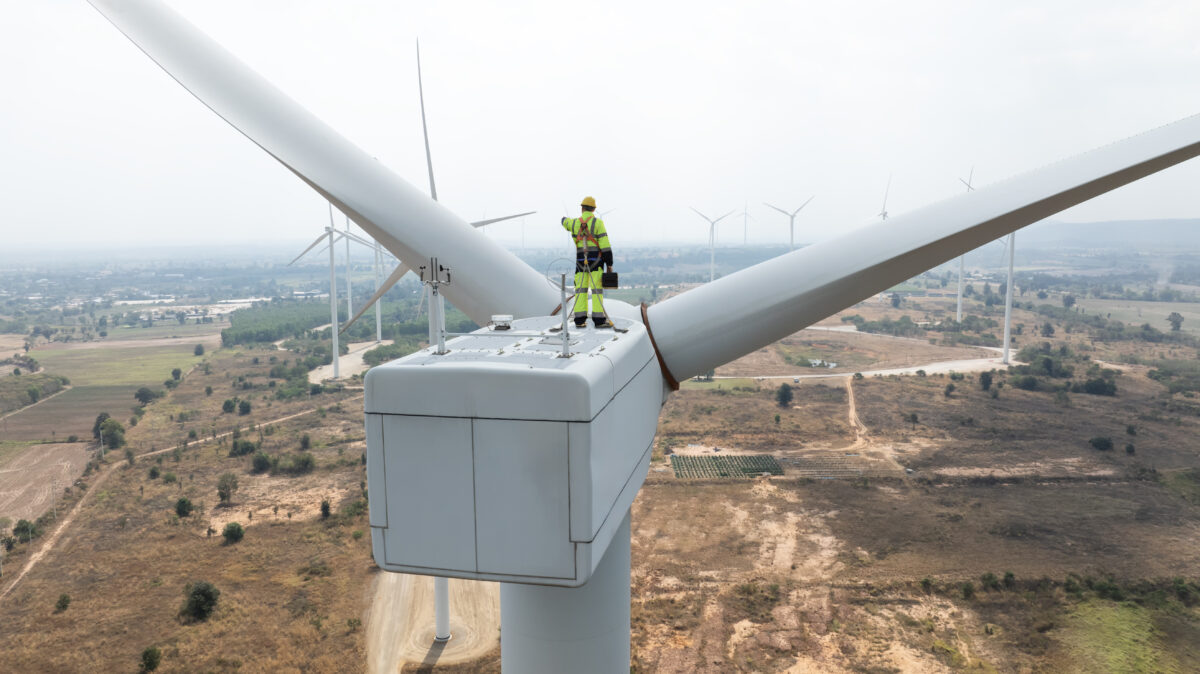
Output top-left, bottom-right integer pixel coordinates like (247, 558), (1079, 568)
(562, 196), (615, 328)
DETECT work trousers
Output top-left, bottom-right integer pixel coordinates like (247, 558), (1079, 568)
(573, 266), (606, 326)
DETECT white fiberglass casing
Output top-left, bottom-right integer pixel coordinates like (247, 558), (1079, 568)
(364, 317), (661, 587)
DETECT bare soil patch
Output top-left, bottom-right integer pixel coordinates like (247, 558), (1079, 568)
(0, 442), (89, 523)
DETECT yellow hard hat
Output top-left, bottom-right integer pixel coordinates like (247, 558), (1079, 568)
(581, 196), (596, 208)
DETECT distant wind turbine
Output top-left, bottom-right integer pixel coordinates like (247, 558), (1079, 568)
(764, 196), (814, 251)
(690, 207), (734, 283)
(956, 167), (974, 322)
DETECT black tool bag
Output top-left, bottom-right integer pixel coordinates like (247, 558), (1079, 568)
(601, 271), (618, 289)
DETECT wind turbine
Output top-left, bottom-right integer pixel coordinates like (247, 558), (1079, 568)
(764, 195), (814, 251)
(337, 41), (533, 340)
(288, 202), (360, 379)
(85, 1), (1200, 671)
(956, 167), (974, 322)
(878, 174), (892, 221)
(690, 207), (734, 283)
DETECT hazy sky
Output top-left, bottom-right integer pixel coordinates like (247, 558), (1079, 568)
(4, 1), (1200, 251)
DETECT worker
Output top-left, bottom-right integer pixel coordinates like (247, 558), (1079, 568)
(561, 196), (613, 328)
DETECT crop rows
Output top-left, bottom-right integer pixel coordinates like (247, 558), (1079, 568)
(670, 454), (783, 479)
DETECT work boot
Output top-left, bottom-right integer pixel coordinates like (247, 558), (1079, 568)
(575, 320), (587, 328)
(594, 318), (614, 329)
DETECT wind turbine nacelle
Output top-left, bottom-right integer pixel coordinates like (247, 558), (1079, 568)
(364, 316), (663, 587)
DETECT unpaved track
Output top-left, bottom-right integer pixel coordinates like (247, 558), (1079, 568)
(0, 401), (353, 602)
(308, 340), (394, 384)
(367, 573), (500, 673)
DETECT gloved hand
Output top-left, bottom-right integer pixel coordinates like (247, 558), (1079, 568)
(606, 265), (614, 273)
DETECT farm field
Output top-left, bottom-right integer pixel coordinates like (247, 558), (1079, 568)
(1, 385), (139, 442)
(0, 441), (88, 523)
(1075, 297), (1200, 335)
(30, 342), (204, 386)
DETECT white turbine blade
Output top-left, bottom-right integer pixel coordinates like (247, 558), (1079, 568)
(763, 202), (791, 217)
(289, 233), (329, 266)
(689, 206), (711, 222)
(86, 0), (555, 323)
(416, 39), (438, 202)
(881, 174), (892, 213)
(340, 262), (411, 334)
(647, 112), (1200, 382)
(793, 195), (815, 217)
(471, 211), (536, 228)
(712, 210), (736, 224)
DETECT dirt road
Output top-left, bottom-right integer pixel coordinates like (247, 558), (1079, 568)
(308, 340), (393, 384)
(367, 573), (500, 673)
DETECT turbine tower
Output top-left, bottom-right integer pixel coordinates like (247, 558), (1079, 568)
(85, 1), (1200, 670)
(690, 207), (734, 283)
(764, 195), (814, 251)
(956, 167), (974, 322)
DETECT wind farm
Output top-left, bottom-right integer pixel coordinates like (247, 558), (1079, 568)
(3, 1), (1200, 672)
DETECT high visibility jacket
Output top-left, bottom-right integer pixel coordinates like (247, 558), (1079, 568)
(561, 213), (613, 267)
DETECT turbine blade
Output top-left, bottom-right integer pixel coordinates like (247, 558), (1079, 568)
(289, 233), (329, 266)
(85, 0), (555, 323)
(340, 262), (411, 334)
(416, 39), (438, 202)
(793, 196), (815, 216)
(646, 112), (1200, 381)
(689, 207), (711, 222)
(763, 203), (791, 217)
(470, 211), (536, 228)
(712, 210), (735, 224)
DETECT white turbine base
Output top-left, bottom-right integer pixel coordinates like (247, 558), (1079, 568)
(499, 511), (631, 673)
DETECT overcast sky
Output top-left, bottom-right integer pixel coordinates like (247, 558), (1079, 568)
(4, 0), (1200, 252)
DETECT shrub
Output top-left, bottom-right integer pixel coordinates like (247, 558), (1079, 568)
(67, 434), (78, 443)
(228, 439), (258, 457)
(944, 383), (956, 397)
(140, 646), (162, 672)
(148, 466), (160, 480)
(205, 386), (213, 396)
(775, 383), (793, 407)
(175, 497), (193, 517)
(300, 433), (311, 451)
(13, 519), (37, 541)
(251, 451), (271, 473)
(194, 344), (205, 356)
(180, 581), (220, 621)
(320, 499), (331, 520)
(222, 522), (244, 544)
(979, 371), (993, 391)
(981, 572), (1000, 591)
(961, 582), (975, 600)
(238, 400), (252, 416)
(217, 473), (238, 504)
(222, 399), (235, 414)
(1089, 437), (1114, 452)
(920, 577), (933, 593)
(55, 593), (71, 612)
(171, 368), (182, 381)
(1003, 571), (1016, 589)
(162, 472), (178, 484)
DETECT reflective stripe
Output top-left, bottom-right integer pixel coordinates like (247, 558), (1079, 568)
(574, 311), (588, 318)
(574, 287), (588, 294)
(592, 289), (603, 295)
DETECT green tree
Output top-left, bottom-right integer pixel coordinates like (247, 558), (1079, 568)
(1167, 312), (1184, 332)
(890, 293), (902, 308)
(222, 399), (235, 414)
(55, 593), (71, 612)
(140, 646), (162, 672)
(26, 386), (39, 403)
(217, 472), (238, 504)
(194, 344), (205, 356)
(300, 434), (311, 451)
(222, 522), (244, 544)
(92, 412), (111, 440)
(134, 387), (158, 405)
(1040, 322), (1055, 337)
(125, 448), (135, 466)
(100, 418), (126, 449)
(205, 386), (213, 396)
(171, 368), (182, 381)
(175, 497), (193, 517)
(1062, 294), (1076, 309)
(775, 383), (793, 408)
(251, 451), (271, 473)
(320, 499), (331, 520)
(979, 371), (993, 391)
(1089, 436), (1114, 451)
(905, 412), (919, 430)
(944, 383), (955, 397)
(180, 581), (220, 621)
(238, 400), (252, 416)
(13, 519), (37, 542)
